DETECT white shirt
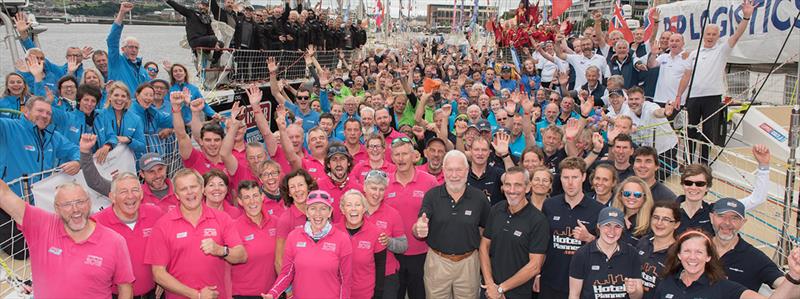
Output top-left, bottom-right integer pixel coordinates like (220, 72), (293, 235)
(565, 53), (611, 91)
(653, 50), (691, 104)
(533, 51), (565, 83)
(625, 101), (678, 154)
(686, 41), (733, 97)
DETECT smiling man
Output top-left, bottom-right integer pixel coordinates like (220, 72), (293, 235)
(317, 142), (360, 222)
(0, 180), (134, 298)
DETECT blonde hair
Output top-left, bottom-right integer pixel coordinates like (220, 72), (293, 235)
(340, 189), (368, 212)
(612, 176), (654, 237)
(105, 82), (132, 110)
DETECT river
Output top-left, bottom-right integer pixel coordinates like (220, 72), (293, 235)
(0, 23), (193, 88)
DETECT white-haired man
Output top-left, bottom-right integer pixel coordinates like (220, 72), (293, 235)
(107, 2), (149, 91)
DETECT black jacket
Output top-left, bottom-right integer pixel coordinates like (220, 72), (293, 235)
(166, 0), (215, 42)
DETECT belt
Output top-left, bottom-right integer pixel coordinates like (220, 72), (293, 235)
(431, 248), (474, 262)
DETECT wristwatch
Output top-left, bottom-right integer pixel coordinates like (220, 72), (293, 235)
(497, 286), (505, 294)
(221, 246), (229, 258)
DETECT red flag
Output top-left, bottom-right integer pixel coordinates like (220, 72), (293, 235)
(642, 7), (657, 41)
(609, 3), (634, 42)
(551, 0), (572, 20)
(375, 0), (384, 27)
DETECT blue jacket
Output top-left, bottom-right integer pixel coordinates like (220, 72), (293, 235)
(20, 37), (85, 83)
(0, 95), (27, 118)
(106, 23), (149, 92)
(520, 74), (541, 96)
(169, 82), (216, 123)
(129, 101), (173, 135)
(0, 117), (80, 196)
(95, 107), (147, 158)
(51, 107), (112, 147)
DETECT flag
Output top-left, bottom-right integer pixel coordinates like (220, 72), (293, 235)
(452, 0), (458, 32)
(551, 0), (572, 20)
(375, 0), (383, 27)
(510, 46), (522, 71)
(609, 2), (634, 42)
(469, 0), (479, 28)
(641, 7), (657, 41)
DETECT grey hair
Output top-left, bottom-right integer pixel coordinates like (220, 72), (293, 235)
(122, 36), (139, 47)
(586, 65), (601, 75)
(81, 68), (106, 85)
(25, 96), (50, 110)
(54, 182), (88, 207)
(360, 106), (375, 116)
(614, 40), (629, 49)
(443, 149), (469, 169)
(340, 189), (368, 211)
(110, 172), (141, 194)
(363, 171), (389, 187)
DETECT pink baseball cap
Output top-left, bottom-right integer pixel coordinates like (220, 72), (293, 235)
(306, 190), (333, 208)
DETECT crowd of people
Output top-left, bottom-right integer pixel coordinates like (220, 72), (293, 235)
(0, 0), (798, 298)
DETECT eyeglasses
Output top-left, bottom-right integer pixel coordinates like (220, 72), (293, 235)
(261, 171), (280, 178)
(622, 190), (643, 199)
(56, 198), (89, 209)
(391, 137), (412, 146)
(651, 215), (677, 223)
(365, 170), (388, 180)
(682, 180), (707, 187)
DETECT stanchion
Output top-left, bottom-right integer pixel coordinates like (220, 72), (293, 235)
(777, 105), (799, 265)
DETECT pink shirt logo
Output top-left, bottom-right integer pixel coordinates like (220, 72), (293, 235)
(268, 228), (277, 236)
(244, 234), (255, 241)
(48, 247), (62, 256)
(358, 241), (371, 250)
(309, 168), (318, 173)
(203, 228), (218, 237)
(84, 255), (104, 267)
(322, 242), (337, 252)
(387, 192), (397, 198)
(375, 221), (388, 229)
(176, 232), (188, 239)
(296, 241), (307, 248)
(142, 228), (153, 237)
(413, 191), (425, 198)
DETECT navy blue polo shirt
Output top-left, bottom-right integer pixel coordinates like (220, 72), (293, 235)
(580, 82), (608, 108)
(720, 237), (784, 291)
(419, 185), (491, 255)
(636, 235), (670, 299)
(650, 182), (677, 203)
(609, 55), (640, 89)
(545, 149), (568, 197)
(653, 273), (747, 299)
(483, 201), (549, 299)
(540, 194), (605, 293)
(676, 196), (713, 235)
(569, 241), (641, 299)
(467, 164), (506, 206)
(620, 213), (641, 247)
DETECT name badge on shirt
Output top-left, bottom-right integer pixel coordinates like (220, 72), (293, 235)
(375, 220), (388, 229)
(142, 228), (153, 237)
(203, 228), (218, 237)
(84, 255), (104, 267)
(322, 242), (337, 252)
(204, 163), (211, 169)
(244, 234), (255, 241)
(269, 228), (277, 237)
(309, 168), (318, 173)
(176, 232), (188, 239)
(513, 230), (522, 237)
(23, 145), (36, 152)
(413, 191), (425, 198)
(665, 294), (674, 299)
(267, 209), (274, 215)
(464, 210), (473, 216)
(358, 241), (371, 249)
(591, 265), (600, 271)
(70, 126), (80, 133)
(48, 247), (62, 256)
(553, 216), (561, 221)
(388, 192), (397, 198)
(296, 241), (307, 248)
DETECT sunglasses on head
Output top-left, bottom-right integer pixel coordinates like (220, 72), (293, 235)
(365, 170), (388, 180)
(328, 145), (348, 155)
(682, 180), (707, 187)
(622, 190), (643, 199)
(391, 136), (412, 146)
(308, 192), (330, 200)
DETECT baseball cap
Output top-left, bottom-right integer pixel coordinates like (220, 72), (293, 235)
(598, 207), (626, 227)
(608, 89), (625, 97)
(476, 119), (491, 132)
(150, 78), (170, 87)
(139, 153), (167, 171)
(494, 126), (511, 136)
(307, 190), (333, 208)
(425, 137), (446, 147)
(712, 198), (745, 218)
(501, 65), (512, 72)
(326, 143), (351, 159)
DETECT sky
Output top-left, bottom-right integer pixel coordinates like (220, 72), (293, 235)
(249, 0), (525, 17)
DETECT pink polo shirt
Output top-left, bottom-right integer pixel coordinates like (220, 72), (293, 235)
(417, 164), (445, 184)
(93, 204), (164, 296)
(20, 204), (135, 298)
(384, 169), (438, 255)
(271, 145), (294, 175)
(335, 221), (385, 299)
(365, 203), (405, 275)
(352, 160), (397, 185)
(262, 197), (287, 218)
(183, 148), (226, 175)
(317, 175), (362, 224)
(213, 201), (243, 219)
(228, 163), (258, 199)
(301, 156), (327, 180)
(232, 214), (278, 296)
(232, 146), (249, 171)
(142, 179), (179, 213)
(383, 129), (407, 161)
(268, 227), (353, 299)
(350, 144), (368, 166)
(276, 204), (306, 239)
(144, 206), (242, 299)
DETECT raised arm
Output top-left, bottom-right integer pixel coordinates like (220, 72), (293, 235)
(170, 91), (194, 160)
(79, 134), (112, 196)
(268, 57), (288, 106)
(740, 145), (771, 210)
(114, 2), (133, 25)
(593, 11), (607, 48)
(220, 102), (243, 175)
(165, 0), (194, 18)
(729, 0), (755, 48)
(189, 99), (206, 144)
(246, 84), (278, 156)
(275, 106), (302, 170)
(0, 180), (27, 226)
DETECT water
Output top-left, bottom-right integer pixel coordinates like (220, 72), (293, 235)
(0, 23), (194, 87)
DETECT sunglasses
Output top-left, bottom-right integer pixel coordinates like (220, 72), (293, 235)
(328, 145), (348, 156)
(682, 180), (707, 187)
(391, 136), (412, 146)
(297, 96), (310, 100)
(365, 170), (388, 180)
(622, 190), (643, 199)
(147, 67), (158, 72)
(308, 192), (330, 200)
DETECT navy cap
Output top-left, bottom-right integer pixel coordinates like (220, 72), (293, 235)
(598, 207), (626, 227)
(713, 198), (745, 218)
(476, 119), (491, 132)
(494, 126), (511, 136)
(326, 144), (351, 159)
(608, 89), (625, 97)
(139, 153), (167, 171)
